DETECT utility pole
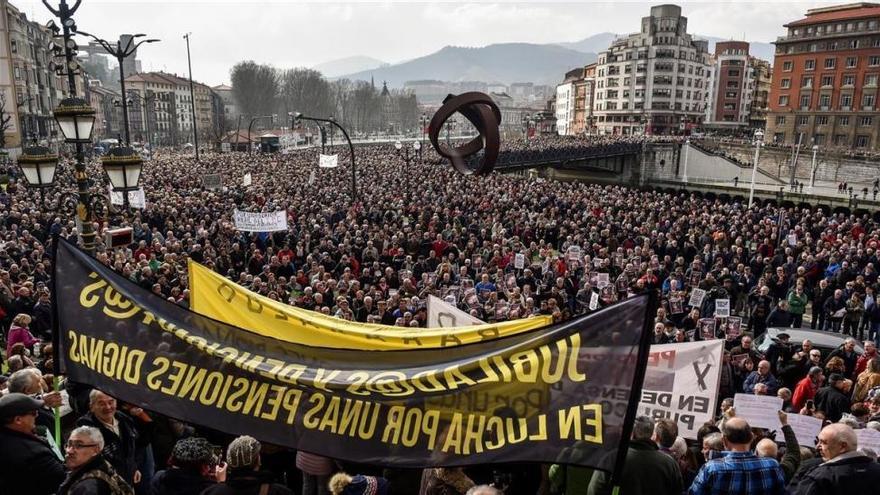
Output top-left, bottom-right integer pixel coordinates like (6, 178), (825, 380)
(184, 33), (199, 160)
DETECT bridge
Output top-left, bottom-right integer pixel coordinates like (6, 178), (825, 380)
(496, 141), (880, 218)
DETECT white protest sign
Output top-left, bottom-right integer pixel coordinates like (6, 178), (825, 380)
(589, 291), (599, 310)
(787, 233), (797, 246)
(308, 170), (316, 185)
(319, 154), (339, 168)
(427, 295), (484, 328)
(734, 394), (784, 430)
(109, 187), (146, 209)
(857, 428), (880, 454)
(715, 299), (730, 318)
(514, 253), (525, 270)
(232, 210), (288, 232)
(689, 288), (706, 308)
(770, 413), (823, 448)
(597, 273), (610, 289)
(638, 340), (725, 438)
(243, 173), (252, 187)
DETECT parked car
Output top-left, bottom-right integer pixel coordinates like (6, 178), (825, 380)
(755, 327), (865, 357)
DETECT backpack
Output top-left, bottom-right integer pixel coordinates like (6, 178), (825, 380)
(79, 465), (135, 495)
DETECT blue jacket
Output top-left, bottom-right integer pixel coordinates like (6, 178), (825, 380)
(743, 370), (780, 395)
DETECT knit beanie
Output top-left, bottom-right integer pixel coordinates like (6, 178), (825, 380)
(227, 435), (261, 469)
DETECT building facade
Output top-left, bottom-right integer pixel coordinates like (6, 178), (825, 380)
(87, 80), (121, 140)
(594, 4), (711, 135)
(555, 81), (575, 135)
(766, 3), (880, 149)
(750, 59), (772, 128)
(555, 64), (597, 136)
(704, 41), (756, 129)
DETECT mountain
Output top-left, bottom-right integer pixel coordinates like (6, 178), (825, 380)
(313, 56), (386, 78)
(340, 43), (596, 87)
(558, 32), (775, 62)
(556, 32), (619, 54)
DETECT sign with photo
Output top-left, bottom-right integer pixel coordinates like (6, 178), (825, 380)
(699, 318), (717, 340)
(688, 288), (706, 308)
(725, 317), (743, 341)
(714, 299), (730, 318)
(669, 296), (684, 315)
(514, 253), (525, 269)
(689, 271), (702, 287)
(597, 272), (610, 289)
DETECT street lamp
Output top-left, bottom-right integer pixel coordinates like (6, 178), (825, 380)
(293, 112), (357, 203)
(17, 145), (58, 188)
(101, 146), (143, 193)
(682, 138), (690, 183)
(395, 139), (420, 191)
(808, 144), (819, 191)
(77, 31), (158, 145)
(748, 129), (764, 208)
(53, 97), (95, 143)
(419, 112), (428, 161)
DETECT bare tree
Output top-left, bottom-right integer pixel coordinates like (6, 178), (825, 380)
(230, 61), (279, 118)
(0, 93), (13, 149)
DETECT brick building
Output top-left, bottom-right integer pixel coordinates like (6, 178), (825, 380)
(766, 3), (880, 150)
(704, 42), (755, 129)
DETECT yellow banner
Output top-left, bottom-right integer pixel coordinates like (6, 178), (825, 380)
(187, 261), (552, 350)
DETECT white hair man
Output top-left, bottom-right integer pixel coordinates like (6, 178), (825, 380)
(57, 426), (132, 494)
(792, 423), (880, 494)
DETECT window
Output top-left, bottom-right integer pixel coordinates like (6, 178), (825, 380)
(10, 40), (15, 53)
(800, 95), (811, 108)
(724, 103), (736, 110)
(816, 116), (828, 125)
(821, 75), (834, 87)
(846, 57), (857, 68)
(783, 61), (793, 71)
(781, 78), (791, 89)
(843, 74), (856, 86)
(824, 58), (836, 69)
(864, 94), (876, 108)
(820, 94), (831, 107)
(875, 39), (880, 48)
(814, 134), (825, 145)
(840, 116), (850, 126)
(849, 39), (860, 49)
(774, 133), (785, 143)
(725, 91), (738, 98)
(834, 134), (848, 145)
(775, 116), (786, 125)
(802, 76), (813, 88)
(805, 59), (816, 70)
(856, 135), (870, 148)
(870, 56), (880, 66)
(798, 116), (809, 125)
(728, 69), (740, 77)
(778, 95), (790, 105)
(866, 74), (879, 86)
(860, 116), (874, 126)
(841, 94), (853, 107)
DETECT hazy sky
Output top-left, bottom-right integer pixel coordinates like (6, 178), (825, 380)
(20, 0), (841, 85)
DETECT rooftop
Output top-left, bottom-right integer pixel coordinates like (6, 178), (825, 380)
(786, 2), (880, 27)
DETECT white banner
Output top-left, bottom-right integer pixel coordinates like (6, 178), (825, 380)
(638, 340), (725, 438)
(243, 173), (252, 187)
(770, 413), (823, 448)
(232, 210), (288, 232)
(857, 428), (880, 454)
(734, 394), (784, 430)
(319, 154), (339, 168)
(426, 295), (484, 328)
(689, 288), (706, 308)
(109, 188), (146, 209)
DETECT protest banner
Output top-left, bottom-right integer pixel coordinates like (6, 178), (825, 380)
(427, 295), (485, 328)
(856, 428), (880, 454)
(243, 173), (252, 186)
(770, 413), (823, 448)
(714, 299), (730, 318)
(734, 394), (784, 430)
(188, 261), (551, 350)
(232, 210), (288, 232)
(319, 154), (339, 168)
(201, 174), (222, 190)
(688, 288), (706, 308)
(514, 253), (525, 270)
(109, 188), (146, 209)
(55, 239), (655, 470)
(597, 273), (610, 289)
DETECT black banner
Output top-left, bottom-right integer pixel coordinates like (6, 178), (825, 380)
(55, 240), (653, 470)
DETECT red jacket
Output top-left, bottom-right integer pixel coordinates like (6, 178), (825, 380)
(791, 376), (819, 411)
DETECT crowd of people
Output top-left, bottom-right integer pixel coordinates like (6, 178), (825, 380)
(1, 134), (880, 494)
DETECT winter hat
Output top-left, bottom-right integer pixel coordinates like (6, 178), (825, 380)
(226, 435), (261, 469)
(172, 437), (215, 466)
(329, 472), (390, 495)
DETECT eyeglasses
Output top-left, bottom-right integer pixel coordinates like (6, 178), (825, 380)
(66, 441), (98, 450)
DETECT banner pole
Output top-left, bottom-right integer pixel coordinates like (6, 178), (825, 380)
(49, 233), (62, 446)
(609, 290), (659, 492)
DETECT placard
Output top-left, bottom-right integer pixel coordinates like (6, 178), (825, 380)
(787, 233), (797, 246)
(232, 210), (288, 232)
(669, 297), (684, 315)
(243, 173), (252, 187)
(202, 174), (222, 190)
(689, 288), (706, 308)
(715, 299), (730, 318)
(589, 291), (599, 310)
(725, 317), (743, 341)
(597, 273), (610, 289)
(689, 271), (702, 287)
(856, 428), (880, 454)
(699, 318), (717, 340)
(514, 253), (525, 270)
(734, 394), (784, 430)
(319, 154), (339, 168)
(109, 187), (146, 209)
(770, 413), (823, 448)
